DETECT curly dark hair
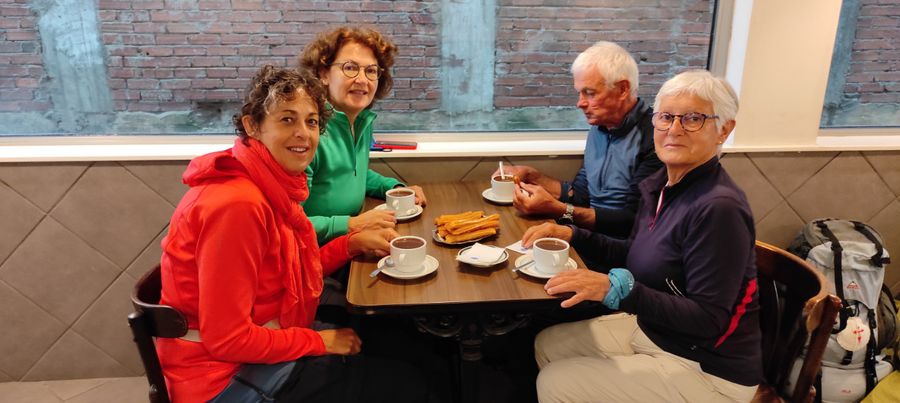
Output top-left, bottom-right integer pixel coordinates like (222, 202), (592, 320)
(298, 26), (398, 106)
(232, 65), (331, 143)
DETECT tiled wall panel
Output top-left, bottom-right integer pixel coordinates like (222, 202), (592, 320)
(0, 151), (898, 380)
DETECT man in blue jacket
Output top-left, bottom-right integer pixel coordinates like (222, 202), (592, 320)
(500, 41), (662, 239)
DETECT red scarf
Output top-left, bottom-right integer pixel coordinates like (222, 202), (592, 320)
(230, 138), (323, 328)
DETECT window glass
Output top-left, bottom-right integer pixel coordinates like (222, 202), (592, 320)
(822, 0), (900, 128)
(0, 0), (714, 136)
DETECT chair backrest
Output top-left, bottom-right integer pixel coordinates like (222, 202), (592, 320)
(127, 265), (188, 403)
(754, 241), (841, 403)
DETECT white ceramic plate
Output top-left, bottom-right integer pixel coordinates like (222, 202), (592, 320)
(373, 203), (423, 221)
(375, 255), (439, 280)
(455, 245), (509, 267)
(482, 188), (513, 204)
(513, 255), (576, 279)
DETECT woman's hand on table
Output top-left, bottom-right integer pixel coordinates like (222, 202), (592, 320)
(513, 182), (565, 216)
(544, 270), (611, 308)
(349, 209), (396, 232)
(522, 222), (573, 248)
(318, 328), (362, 355)
(348, 228), (398, 257)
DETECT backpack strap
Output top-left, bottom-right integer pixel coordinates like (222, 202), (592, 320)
(851, 221), (890, 266)
(814, 370), (823, 403)
(864, 309), (878, 393)
(817, 220), (851, 332)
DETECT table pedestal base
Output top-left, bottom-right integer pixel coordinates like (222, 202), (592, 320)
(413, 312), (532, 403)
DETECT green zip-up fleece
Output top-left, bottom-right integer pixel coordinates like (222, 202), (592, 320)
(303, 108), (403, 243)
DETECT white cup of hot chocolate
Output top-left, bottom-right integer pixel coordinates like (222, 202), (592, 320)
(532, 237), (570, 274)
(491, 175), (515, 200)
(389, 236), (427, 273)
(386, 187), (417, 216)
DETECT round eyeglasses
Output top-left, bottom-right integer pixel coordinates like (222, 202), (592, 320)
(330, 61), (383, 81)
(651, 112), (719, 132)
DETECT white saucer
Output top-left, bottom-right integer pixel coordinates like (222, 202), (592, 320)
(376, 255), (438, 279)
(482, 188), (513, 204)
(374, 203), (423, 220)
(432, 228), (499, 245)
(456, 245), (509, 268)
(513, 255), (576, 279)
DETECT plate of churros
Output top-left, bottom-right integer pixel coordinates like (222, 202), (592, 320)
(433, 211), (501, 245)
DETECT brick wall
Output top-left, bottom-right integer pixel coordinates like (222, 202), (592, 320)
(98, 0), (440, 113)
(3, 1), (897, 123)
(495, 0), (713, 108)
(844, 0), (900, 105)
(2, 1), (720, 120)
(0, 0), (48, 113)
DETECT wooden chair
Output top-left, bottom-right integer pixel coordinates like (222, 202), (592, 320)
(752, 241), (841, 403)
(127, 265), (187, 403)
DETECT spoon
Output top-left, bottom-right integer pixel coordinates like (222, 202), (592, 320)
(512, 258), (534, 273)
(369, 257), (395, 278)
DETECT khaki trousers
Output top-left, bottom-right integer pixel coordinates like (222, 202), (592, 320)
(534, 313), (757, 403)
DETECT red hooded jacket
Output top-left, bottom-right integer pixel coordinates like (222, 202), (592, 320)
(156, 148), (351, 402)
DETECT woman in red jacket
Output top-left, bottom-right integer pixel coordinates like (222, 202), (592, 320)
(156, 65), (425, 402)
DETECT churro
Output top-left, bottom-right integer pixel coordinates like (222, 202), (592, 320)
(444, 228), (497, 244)
(435, 211), (483, 226)
(435, 211), (501, 243)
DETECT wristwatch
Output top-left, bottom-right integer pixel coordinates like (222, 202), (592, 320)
(559, 203), (575, 224)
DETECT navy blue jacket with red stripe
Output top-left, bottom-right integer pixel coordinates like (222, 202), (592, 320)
(570, 156), (762, 386)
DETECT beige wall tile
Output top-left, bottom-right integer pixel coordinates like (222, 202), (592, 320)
(0, 381), (62, 403)
(0, 281), (66, 380)
(383, 158), (480, 184)
(122, 161), (189, 207)
(720, 154), (783, 221)
(460, 158), (507, 182)
(369, 159), (403, 182)
(755, 201), (806, 249)
(2, 151), (899, 380)
(50, 163), (174, 268)
(72, 273), (142, 375)
(65, 376), (146, 403)
(0, 183), (44, 263)
(864, 151), (900, 196)
(787, 152), (895, 223)
(868, 200), (900, 294)
(0, 218), (120, 325)
(23, 331), (129, 381)
(748, 152), (836, 197)
(41, 377), (108, 400)
(125, 228), (166, 280)
(0, 162), (89, 212)
(504, 156), (583, 183)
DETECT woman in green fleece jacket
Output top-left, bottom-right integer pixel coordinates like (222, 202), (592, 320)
(299, 26), (427, 243)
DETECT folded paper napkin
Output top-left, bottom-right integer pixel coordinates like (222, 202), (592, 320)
(505, 240), (530, 255)
(460, 243), (505, 264)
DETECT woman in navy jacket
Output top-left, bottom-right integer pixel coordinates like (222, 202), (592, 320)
(523, 70), (761, 403)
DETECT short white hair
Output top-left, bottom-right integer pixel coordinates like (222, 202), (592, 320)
(653, 70), (739, 131)
(571, 41), (639, 97)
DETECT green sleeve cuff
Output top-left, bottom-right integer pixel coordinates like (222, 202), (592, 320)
(309, 215), (351, 245)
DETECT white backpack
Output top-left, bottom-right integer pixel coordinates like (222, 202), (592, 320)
(786, 218), (893, 402)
